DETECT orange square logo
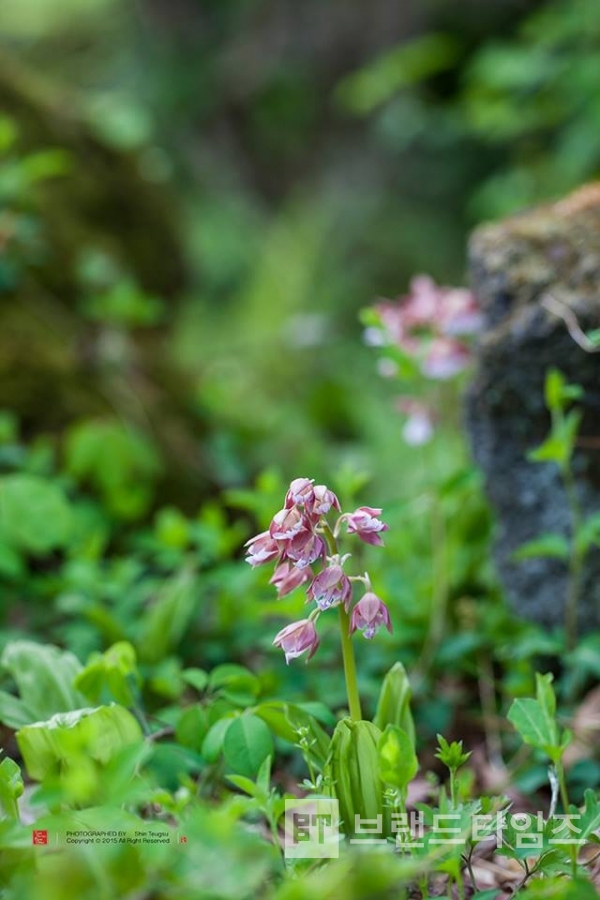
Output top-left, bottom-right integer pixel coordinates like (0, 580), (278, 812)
(32, 830), (48, 845)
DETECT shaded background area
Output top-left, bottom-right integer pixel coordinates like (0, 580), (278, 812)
(1, 0), (600, 723)
(3, 0), (598, 498)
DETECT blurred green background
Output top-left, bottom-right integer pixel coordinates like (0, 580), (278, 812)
(1, 0), (600, 721)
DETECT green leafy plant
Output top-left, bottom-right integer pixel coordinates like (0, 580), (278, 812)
(518, 369), (600, 649)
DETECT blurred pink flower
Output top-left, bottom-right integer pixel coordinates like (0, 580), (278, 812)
(273, 618), (319, 663)
(307, 564), (352, 611)
(438, 288), (483, 336)
(421, 337), (470, 380)
(396, 398), (435, 446)
(367, 275), (481, 381)
(345, 506), (389, 546)
(349, 592), (392, 640)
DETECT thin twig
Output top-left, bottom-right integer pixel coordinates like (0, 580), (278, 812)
(146, 726), (175, 742)
(541, 294), (600, 353)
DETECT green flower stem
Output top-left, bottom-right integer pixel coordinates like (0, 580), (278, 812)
(338, 602), (362, 721)
(556, 761), (578, 878)
(322, 521), (362, 721)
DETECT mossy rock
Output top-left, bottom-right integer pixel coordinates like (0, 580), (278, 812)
(466, 184), (600, 630)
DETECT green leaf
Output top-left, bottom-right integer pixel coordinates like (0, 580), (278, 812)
(0, 641), (86, 725)
(325, 718), (390, 837)
(65, 420), (161, 521)
(378, 724), (418, 791)
(226, 773), (261, 798)
(0, 756), (23, 820)
(508, 699), (552, 754)
(175, 705), (209, 752)
(543, 368), (583, 410)
(528, 410), (582, 470)
(372, 661), (415, 743)
(575, 513), (600, 556)
(255, 754), (271, 795)
(0, 117), (17, 153)
(182, 668), (209, 693)
(138, 568), (198, 663)
(585, 328), (600, 347)
(253, 701), (330, 769)
(0, 690), (33, 729)
(518, 876), (599, 899)
(336, 33), (461, 114)
(507, 673), (568, 762)
(222, 715), (274, 778)
(573, 788), (600, 843)
(512, 533), (570, 562)
(208, 664), (260, 705)
(16, 705), (143, 781)
(0, 474), (73, 554)
(544, 368), (566, 412)
(0, 543), (24, 579)
(201, 717), (234, 763)
(74, 641), (140, 706)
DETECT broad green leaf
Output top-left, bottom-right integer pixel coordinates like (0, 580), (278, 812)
(254, 701), (330, 769)
(222, 715), (274, 778)
(201, 717), (234, 763)
(373, 661), (415, 743)
(572, 788), (600, 843)
(0, 690), (34, 729)
(255, 754), (272, 795)
(535, 672), (556, 720)
(0, 757), (23, 819)
(507, 674), (567, 762)
(175, 705), (209, 752)
(208, 664), (260, 705)
(0, 543), (24, 579)
(0, 474), (73, 553)
(295, 701), (336, 728)
(325, 718), (390, 837)
(508, 699), (554, 752)
(182, 668), (209, 693)
(512, 534), (570, 562)
(378, 724), (418, 791)
(517, 876), (599, 899)
(16, 705), (143, 781)
(74, 641), (139, 706)
(0, 641), (86, 725)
